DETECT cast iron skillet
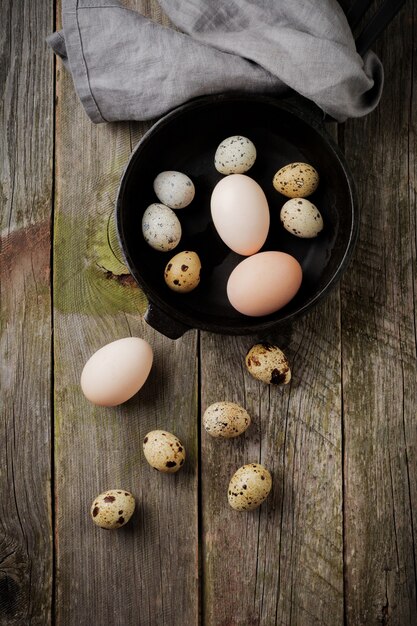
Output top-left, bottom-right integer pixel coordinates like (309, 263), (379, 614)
(116, 94), (357, 339)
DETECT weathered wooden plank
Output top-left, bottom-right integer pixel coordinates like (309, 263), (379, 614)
(53, 2), (198, 625)
(342, 4), (417, 624)
(201, 298), (343, 623)
(0, 0), (54, 624)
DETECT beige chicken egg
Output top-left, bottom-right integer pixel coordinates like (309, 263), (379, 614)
(91, 489), (135, 529)
(214, 135), (257, 174)
(143, 430), (186, 473)
(245, 343), (291, 385)
(227, 251), (302, 317)
(81, 337), (153, 406)
(228, 464), (272, 511)
(203, 401), (251, 438)
(164, 250), (201, 293)
(273, 162), (319, 198)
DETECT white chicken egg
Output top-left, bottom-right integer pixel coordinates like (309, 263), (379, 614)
(153, 171), (195, 209)
(142, 203), (182, 251)
(214, 135), (257, 175)
(211, 174), (270, 256)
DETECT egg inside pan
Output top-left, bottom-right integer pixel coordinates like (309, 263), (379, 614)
(117, 95), (356, 334)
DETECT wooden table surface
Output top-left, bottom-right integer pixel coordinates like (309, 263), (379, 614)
(1, 1), (416, 624)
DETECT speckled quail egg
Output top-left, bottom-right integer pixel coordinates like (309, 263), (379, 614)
(245, 343), (291, 385)
(273, 162), (319, 198)
(164, 250), (201, 293)
(214, 136), (257, 175)
(153, 171), (195, 209)
(203, 401), (251, 438)
(143, 430), (186, 473)
(280, 198), (323, 238)
(228, 464), (272, 511)
(90, 489), (135, 529)
(142, 203), (182, 251)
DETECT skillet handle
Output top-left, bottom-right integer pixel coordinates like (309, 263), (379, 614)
(144, 302), (191, 339)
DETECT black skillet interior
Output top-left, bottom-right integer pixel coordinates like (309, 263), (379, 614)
(117, 94), (357, 336)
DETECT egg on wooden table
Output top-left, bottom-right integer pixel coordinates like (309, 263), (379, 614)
(91, 489), (135, 529)
(80, 337), (153, 406)
(227, 251), (302, 316)
(143, 430), (186, 473)
(246, 343), (291, 385)
(203, 401), (251, 438)
(211, 174), (270, 255)
(228, 463), (272, 511)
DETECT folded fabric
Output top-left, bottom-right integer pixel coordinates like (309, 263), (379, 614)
(47, 0), (383, 124)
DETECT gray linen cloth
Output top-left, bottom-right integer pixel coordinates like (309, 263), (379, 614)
(47, 0), (383, 123)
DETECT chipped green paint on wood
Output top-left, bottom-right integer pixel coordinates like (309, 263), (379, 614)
(53, 211), (147, 315)
(96, 208), (130, 276)
(53, 2), (199, 625)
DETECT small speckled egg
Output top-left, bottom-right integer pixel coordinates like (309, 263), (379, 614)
(90, 489), (135, 529)
(143, 430), (186, 473)
(203, 401), (251, 438)
(228, 464), (272, 511)
(280, 198), (323, 238)
(246, 343), (291, 385)
(142, 203), (182, 251)
(153, 171), (195, 209)
(273, 162), (319, 198)
(214, 136), (257, 175)
(164, 250), (201, 293)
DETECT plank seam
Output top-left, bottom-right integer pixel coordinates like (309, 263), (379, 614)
(274, 370), (293, 626)
(408, 0), (417, 364)
(51, 1), (58, 623)
(338, 118), (348, 626)
(197, 330), (203, 626)
(401, 324), (417, 605)
(404, 0), (417, 610)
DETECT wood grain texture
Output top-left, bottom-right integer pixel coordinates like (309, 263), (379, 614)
(201, 289), (344, 625)
(342, 3), (417, 624)
(0, 0), (54, 623)
(53, 2), (198, 625)
(1, 0), (416, 623)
